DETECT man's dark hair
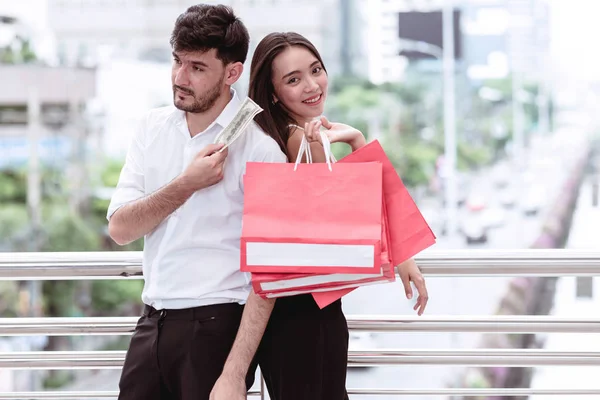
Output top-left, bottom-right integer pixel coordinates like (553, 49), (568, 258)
(170, 4), (249, 65)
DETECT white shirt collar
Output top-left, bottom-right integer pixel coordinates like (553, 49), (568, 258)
(215, 88), (240, 129)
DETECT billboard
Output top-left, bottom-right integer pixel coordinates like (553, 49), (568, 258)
(398, 10), (462, 60)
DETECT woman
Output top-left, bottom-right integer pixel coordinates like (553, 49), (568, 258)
(249, 32), (429, 400)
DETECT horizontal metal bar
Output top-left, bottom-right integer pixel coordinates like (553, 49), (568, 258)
(0, 317), (137, 336)
(0, 251), (142, 280)
(2, 350), (599, 369)
(349, 315), (600, 333)
(2, 249), (600, 280)
(2, 315), (600, 336)
(0, 394), (118, 400)
(348, 388), (600, 396)
(0, 390), (260, 399)
(3, 388), (600, 398)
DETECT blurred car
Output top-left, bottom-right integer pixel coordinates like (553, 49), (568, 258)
(461, 217), (488, 244)
(348, 332), (377, 369)
(481, 207), (506, 228)
(420, 208), (447, 237)
(466, 193), (487, 212)
(523, 186), (545, 216)
(492, 163), (511, 188)
(499, 189), (517, 208)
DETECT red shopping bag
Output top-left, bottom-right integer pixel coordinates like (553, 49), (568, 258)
(312, 140), (436, 307)
(252, 200), (395, 296)
(340, 140), (436, 265)
(252, 266), (394, 295)
(241, 161), (384, 275)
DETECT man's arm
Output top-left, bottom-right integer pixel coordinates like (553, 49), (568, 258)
(224, 291), (274, 376)
(210, 291), (274, 400)
(109, 143), (227, 245)
(108, 175), (197, 245)
(211, 135), (286, 400)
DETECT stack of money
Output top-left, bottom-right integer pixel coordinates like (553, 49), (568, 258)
(214, 97), (263, 151)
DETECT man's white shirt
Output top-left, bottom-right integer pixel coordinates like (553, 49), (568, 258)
(107, 90), (287, 310)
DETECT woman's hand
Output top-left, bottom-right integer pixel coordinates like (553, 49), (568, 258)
(397, 258), (429, 316)
(303, 116), (367, 151)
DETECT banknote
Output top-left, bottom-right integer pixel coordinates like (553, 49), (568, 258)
(214, 97), (263, 151)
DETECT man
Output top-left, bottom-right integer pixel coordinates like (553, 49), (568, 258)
(107, 4), (285, 400)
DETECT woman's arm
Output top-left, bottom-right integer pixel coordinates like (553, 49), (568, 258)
(287, 117), (367, 162)
(287, 125), (329, 163)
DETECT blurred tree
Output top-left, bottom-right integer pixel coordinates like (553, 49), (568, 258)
(0, 170), (27, 203)
(0, 203), (28, 249)
(0, 46), (15, 64)
(20, 39), (37, 63)
(0, 281), (19, 317)
(0, 37), (37, 64)
(91, 280), (144, 316)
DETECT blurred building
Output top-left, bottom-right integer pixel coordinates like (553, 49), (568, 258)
(355, 0), (407, 83)
(0, 14), (29, 48)
(0, 65), (97, 169)
(47, 0), (369, 84)
(352, 0), (550, 83)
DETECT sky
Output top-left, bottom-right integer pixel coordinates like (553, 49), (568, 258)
(546, 0), (600, 81)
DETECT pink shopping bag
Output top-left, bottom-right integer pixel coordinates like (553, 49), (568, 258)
(241, 161), (384, 275)
(312, 140), (436, 307)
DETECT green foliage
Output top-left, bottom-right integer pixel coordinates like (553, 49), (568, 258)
(20, 40), (37, 63)
(101, 158), (125, 187)
(457, 141), (493, 169)
(0, 46), (15, 64)
(0, 38), (37, 65)
(42, 281), (78, 317)
(384, 138), (440, 188)
(40, 206), (101, 252)
(43, 370), (74, 389)
(331, 142), (353, 161)
(0, 203), (28, 242)
(324, 73), (542, 188)
(382, 81), (428, 106)
(329, 75), (376, 93)
(0, 282), (19, 317)
(91, 280), (143, 315)
(0, 170), (27, 202)
(482, 77), (512, 98)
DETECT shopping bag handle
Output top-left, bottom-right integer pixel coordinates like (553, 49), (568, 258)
(289, 124), (336, 172)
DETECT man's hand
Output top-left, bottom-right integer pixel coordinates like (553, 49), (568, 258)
(181, 143), (228, 191)
(397, 258), (429, 316)
(209, 373), (246, 400)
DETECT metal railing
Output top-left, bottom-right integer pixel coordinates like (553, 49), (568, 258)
(1, 249), (600, 398)
(3, 249), (600, 279)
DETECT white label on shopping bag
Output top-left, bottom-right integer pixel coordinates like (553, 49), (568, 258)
(265, 280), (385, 298)
(245, 242), (375, 268)
(260, 270), (384, 291)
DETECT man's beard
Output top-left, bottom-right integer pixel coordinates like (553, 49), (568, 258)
(173, 74), (224, 113)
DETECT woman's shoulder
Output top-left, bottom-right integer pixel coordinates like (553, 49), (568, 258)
(286, 124), (304, 147)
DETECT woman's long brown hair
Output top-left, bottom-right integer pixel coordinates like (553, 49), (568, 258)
(248, 32), (327, 159)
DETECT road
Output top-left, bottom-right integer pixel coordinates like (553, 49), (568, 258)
(529, 179), (600, 399)
(342, 126), (588, 399)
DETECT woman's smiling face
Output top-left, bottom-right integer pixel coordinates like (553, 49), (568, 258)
(270, 45), (328, 125)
